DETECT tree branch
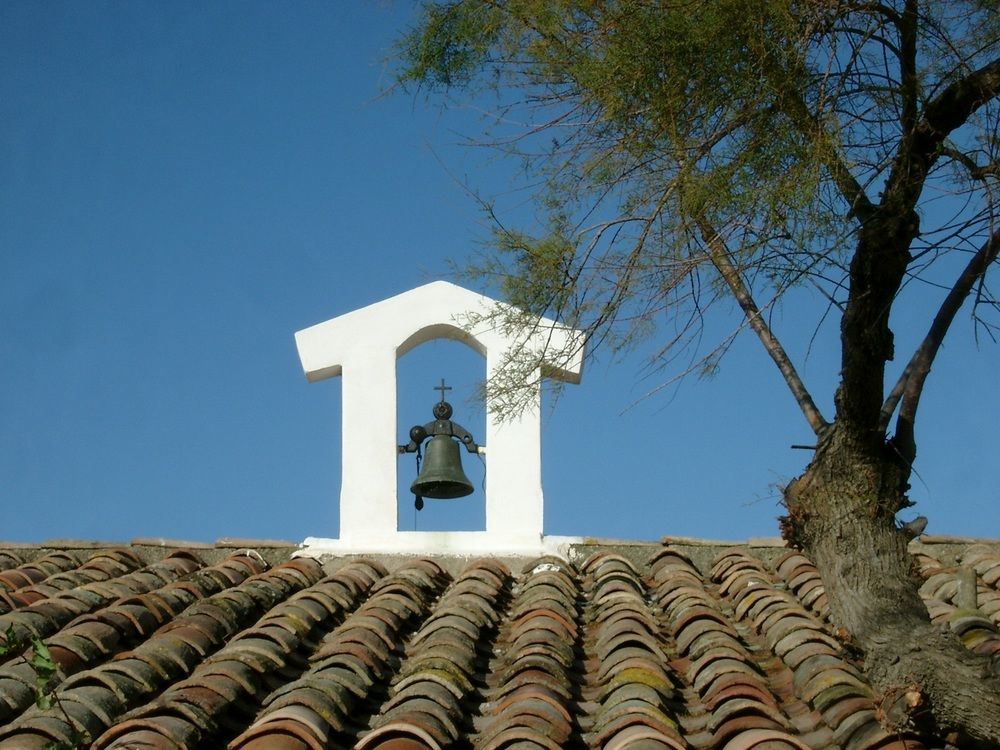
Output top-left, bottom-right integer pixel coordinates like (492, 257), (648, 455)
(939, 146), (1000, 183)
(884, 55), (1000, 207)
(921, 57), (1000, 150)
(885, 230), (1000, 458)
(897, 1), (919, 137)
(878, 358), (913, 435)
(836, 55), (1000, 439)
(697, 219), (830, 436)
(783, 90), (876, 223)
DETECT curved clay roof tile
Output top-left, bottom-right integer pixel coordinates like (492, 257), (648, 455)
(801, 667), (871, 707)
(379, 698), (462, 742)
(702, 681), (777, 712)
(718, 727), (813, 750)
(509, 608), (578, 640)
(479, 716), (571, 750)
(390, 671), (468, 704)
(596, 630), (664, 665)
(814, 688), (873, 727)
(583, 551), (640, 576)
(491, 665), (573, 701)
(356, 723), (442, 750)
(601, 723), (687, 750)
(830, 706), (881, 749)
(229, 709), (328, 750)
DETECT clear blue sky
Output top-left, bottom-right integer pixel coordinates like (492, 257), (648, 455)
(2, 2), (997, 544)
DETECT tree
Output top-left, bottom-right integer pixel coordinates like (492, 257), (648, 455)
(394, 0), (1000, 745)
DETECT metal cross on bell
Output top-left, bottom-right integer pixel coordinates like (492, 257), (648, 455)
(399, 379), (479, 509)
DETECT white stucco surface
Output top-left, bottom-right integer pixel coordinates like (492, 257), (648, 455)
(294, 280), (585, 556)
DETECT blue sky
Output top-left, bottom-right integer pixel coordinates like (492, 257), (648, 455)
(2, 2), (997, 544)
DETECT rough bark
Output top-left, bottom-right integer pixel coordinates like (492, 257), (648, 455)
(784, 427), (1000, 747)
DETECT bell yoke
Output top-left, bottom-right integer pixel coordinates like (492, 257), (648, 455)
(399, 378), (478, 507)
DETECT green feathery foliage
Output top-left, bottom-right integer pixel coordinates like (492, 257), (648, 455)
(396, 1), (999, 417)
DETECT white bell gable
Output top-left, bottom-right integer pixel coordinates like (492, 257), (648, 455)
(294, 280), (585, 555)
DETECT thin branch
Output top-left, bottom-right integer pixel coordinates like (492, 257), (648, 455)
(940, 147), (1000, 182)
(697, 218), (830, 436)
(783, 89), (876, 222)
(886, 230), (1000, 457)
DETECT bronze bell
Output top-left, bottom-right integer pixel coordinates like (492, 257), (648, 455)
(400, 379), (480, 508)
(410, 434), (475, 499)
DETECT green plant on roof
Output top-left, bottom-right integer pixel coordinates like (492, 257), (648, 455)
(0, 626), (89, 750)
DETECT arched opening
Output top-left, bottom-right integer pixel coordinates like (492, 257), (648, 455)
(396, 333), (486, 532)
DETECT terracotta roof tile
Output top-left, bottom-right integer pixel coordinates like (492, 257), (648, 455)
(0, 540), (995, 748)
(228, 559), (449, 750)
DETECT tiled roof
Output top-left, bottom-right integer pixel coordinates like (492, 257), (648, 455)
(0, 538), (997, 749)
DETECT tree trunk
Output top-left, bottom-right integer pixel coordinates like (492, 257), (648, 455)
(783, 426), (1000, 747)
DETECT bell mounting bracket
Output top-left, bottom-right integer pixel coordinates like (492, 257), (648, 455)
(398, 379), (479, 454)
